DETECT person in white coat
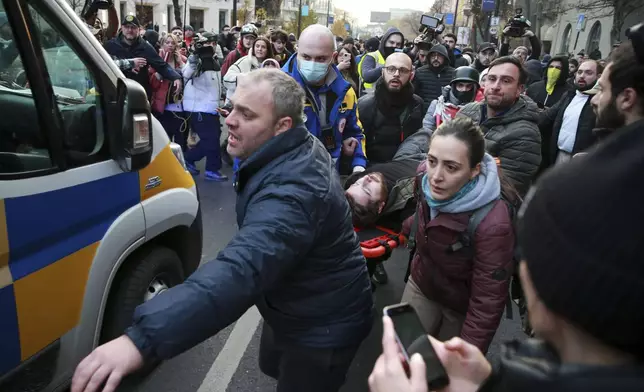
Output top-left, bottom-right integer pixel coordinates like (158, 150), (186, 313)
(223, 37), (274, 105)
(182, 32), (227, 181)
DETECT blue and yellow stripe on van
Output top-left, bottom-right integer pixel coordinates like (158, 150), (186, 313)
(0, 143), (194, 377)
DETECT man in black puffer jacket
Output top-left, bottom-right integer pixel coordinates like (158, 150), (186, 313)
(72, 69), (373, 392)
(457, 56), (541, 196)
(413, 44), (455, 111)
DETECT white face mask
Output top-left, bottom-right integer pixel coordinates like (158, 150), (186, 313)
(298, 59), (330, 83)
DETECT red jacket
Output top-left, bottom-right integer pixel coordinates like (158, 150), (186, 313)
(221, 40), (248, 77)
(149, 50), (186, 114)
(403, 163), (514, 353)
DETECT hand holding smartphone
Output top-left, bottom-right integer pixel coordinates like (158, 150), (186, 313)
(383, 303), (450, 390)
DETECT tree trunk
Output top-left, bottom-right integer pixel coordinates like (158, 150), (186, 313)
(173, 0), (182, 28)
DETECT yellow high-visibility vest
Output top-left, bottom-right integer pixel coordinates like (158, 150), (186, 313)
(358, 50), (385, 90)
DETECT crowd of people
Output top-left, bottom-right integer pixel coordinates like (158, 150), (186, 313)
(70, 9), (644, 392)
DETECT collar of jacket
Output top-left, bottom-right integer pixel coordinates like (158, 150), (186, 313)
(283, 55), (350, 97)
(481, 339), (644, 392)
(234, 125), (311, 193)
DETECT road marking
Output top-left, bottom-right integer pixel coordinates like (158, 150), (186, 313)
(197, 306), (262, 392)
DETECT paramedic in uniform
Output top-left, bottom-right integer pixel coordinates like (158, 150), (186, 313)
(71, 69), (374, 392)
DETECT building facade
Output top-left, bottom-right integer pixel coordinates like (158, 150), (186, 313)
(109, 0), (238, 34)
(280, 0), (332, 25)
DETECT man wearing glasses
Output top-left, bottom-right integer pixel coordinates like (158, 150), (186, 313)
(355, 52), (424, 285)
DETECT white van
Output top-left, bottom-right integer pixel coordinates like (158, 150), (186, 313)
(0, 0), (202, 390)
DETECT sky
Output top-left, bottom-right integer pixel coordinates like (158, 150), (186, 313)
(333, 0), (431, 25)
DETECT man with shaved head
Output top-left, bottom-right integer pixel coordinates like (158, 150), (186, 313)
(355, 51), (424, 284)
(283, 24), (367, 174)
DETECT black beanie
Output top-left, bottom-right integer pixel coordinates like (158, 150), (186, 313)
(519, 120), (644, 359)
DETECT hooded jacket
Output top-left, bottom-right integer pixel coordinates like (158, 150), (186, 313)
(124, 125), (374, 361)
(524, 59), (543, 86)
(457, 96), (542, 196)
(359, 27), (403, 85)
(526, 55), (571, 109)
(402, 154), (515, 352)
(223, 51), (261, 102)
(182, 52), (222, 114)
(413, 44), (455, 111)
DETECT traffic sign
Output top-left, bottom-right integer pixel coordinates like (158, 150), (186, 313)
(345, 23), (350, 31)
(445, 13), (454, 25)
(328, 16), (334, 24)
(490, 16), (500, 26)
(489, 26), (498, 35)
(301, 5), (309, 16)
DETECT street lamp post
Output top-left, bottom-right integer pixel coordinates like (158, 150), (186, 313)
(297, 0), (303, 37)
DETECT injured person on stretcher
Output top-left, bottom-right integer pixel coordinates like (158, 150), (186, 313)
(344, 130), (431, 230)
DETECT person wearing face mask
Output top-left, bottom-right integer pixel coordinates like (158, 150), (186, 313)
(537, 59), (603, 170)
(221, 23), (258, 76)
(472, 42), (497, 72)
(413, 44), (455, 111)
(526, 55), (571, 109)
(358, 27), (405, 92)
(283, 24), (367, 174)
(423, 66), (481, 131)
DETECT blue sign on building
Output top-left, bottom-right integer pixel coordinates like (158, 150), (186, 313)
(328, 16), (334, 24)
(345, 23), (351, 31)
(482, 0), (495, 12)
(445, 13), (454, 25)
(301, 5), (309, 16)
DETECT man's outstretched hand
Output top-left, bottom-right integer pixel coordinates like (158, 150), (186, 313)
(71, 335), (144, 392)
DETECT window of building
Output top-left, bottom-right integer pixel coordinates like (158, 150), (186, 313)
(586, 21), (602, 54)
(190, 9), (204, 31)
(219, 10), (227, 31)
(560, 23), (572, 55)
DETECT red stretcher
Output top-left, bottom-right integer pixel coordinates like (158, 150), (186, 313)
(356, 225), (407, 283)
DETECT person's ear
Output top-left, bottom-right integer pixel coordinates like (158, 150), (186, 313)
(410, 70), (415, 82)
(470, 162), (481, 179)
(275, 116), (293, 134)
(618, 87), (637, 112)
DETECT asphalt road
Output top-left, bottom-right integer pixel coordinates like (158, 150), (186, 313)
(127, 161), (525, 392)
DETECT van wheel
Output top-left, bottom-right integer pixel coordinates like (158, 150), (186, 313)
(101, 247), (184, 343)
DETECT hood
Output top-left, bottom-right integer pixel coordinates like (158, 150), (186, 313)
(365, 37), (380, 52)
(546, 55), (570, 86)
(429, 44), (449, 62)
(379, 27), (403, 56)
(524, 59), (543, 81)
(236, 39), (249, 56)
(441, 85), (460, 105)
(143, 30), (159, 48)
(423, 153), (501, 219)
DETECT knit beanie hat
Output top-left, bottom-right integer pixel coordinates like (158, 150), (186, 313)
(519, 121), (644, 360)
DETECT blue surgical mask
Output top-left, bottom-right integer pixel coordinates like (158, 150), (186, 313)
(298, 59), (330, 83)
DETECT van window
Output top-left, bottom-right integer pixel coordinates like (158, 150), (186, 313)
(0, 2), (107, 176)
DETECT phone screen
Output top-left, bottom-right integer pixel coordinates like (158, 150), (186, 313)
(420, 15), (439, 29)
(384, 303), (449, 389)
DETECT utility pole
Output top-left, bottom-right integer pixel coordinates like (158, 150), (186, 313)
(453, 0), (460, 32)
(297, 0), (303, 37)
(326, 0), (331, 27)
(232, 0), (237, 26)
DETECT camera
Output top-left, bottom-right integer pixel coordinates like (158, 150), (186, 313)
(505, 9), (531, 37)
(418, 14), (445, 43)
(81, 0), (113, 18)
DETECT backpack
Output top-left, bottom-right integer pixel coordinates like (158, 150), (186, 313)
(405, 175), (528, 329)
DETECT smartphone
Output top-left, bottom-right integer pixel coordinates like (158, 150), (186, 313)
(420, 14), (440, 29)
(383, 303), (449, 389)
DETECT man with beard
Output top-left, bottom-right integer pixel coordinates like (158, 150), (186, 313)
(413, 44), (455, 111)
(442, 33), (470, 67)
(356, 52), (424, 285)
(457, 56), (541, 196)
(359, 27), (404, 91)
(591, 38), (644, 139)
(472, 42), (497, 72)
(537, 59), (603, 170)
(104, 15), (181, 98)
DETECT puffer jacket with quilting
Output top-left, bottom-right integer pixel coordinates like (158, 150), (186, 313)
(457, 96), (541, 196)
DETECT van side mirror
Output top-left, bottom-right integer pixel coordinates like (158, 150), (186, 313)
(115, 78), (153, 172)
